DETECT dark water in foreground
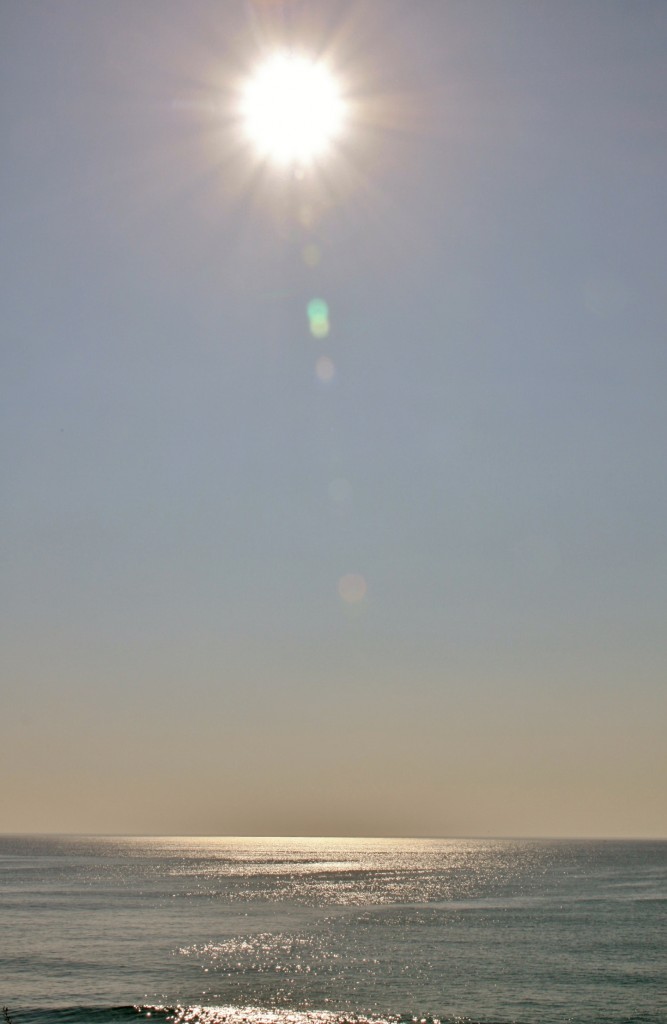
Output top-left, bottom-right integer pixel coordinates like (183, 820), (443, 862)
(1, 836), (665, 1024)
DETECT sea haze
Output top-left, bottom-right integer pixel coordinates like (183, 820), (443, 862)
(1, 836), (665, 1024)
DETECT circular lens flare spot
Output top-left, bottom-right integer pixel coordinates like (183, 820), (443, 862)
(241, 52), (345, 166)
(307, 297), (330, 338)
(307, 298), (329, 321)
(338, 573), (367, 604)
(316, 356), (335, 382)
(310, 319), (330, 339)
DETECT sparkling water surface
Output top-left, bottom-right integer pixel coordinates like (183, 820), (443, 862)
(1, 836), (665, 1024)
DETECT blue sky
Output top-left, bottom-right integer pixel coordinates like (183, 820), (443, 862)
(2, 0), (666, 836)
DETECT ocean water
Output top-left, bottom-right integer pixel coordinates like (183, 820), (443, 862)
(0, 836), (665, 1024)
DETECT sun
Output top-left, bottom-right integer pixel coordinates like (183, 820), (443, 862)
(240, 52), (345, 166)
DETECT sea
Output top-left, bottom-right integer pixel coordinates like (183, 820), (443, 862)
(0, 836), (665, 1024)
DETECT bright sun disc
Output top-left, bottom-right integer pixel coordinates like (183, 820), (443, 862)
(241, 52), (345, 166)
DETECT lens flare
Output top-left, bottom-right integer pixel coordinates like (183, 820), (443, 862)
(338, 573), (367, 604)
(308, 297), (330, 338)
(315, 356), (336, 382)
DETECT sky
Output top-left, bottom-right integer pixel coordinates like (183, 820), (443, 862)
(1, 0), (666, 839)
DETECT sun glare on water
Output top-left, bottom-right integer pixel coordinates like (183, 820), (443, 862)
(241, 52), (345, 166)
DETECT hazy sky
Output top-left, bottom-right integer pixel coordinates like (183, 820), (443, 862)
(2, 0), (666, 838)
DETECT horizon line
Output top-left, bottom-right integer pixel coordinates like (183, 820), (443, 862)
(2, 831), (666, 841)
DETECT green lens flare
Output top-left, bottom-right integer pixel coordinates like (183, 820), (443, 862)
(307, 298), (329, 322)
(307, 298), (330, 338)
